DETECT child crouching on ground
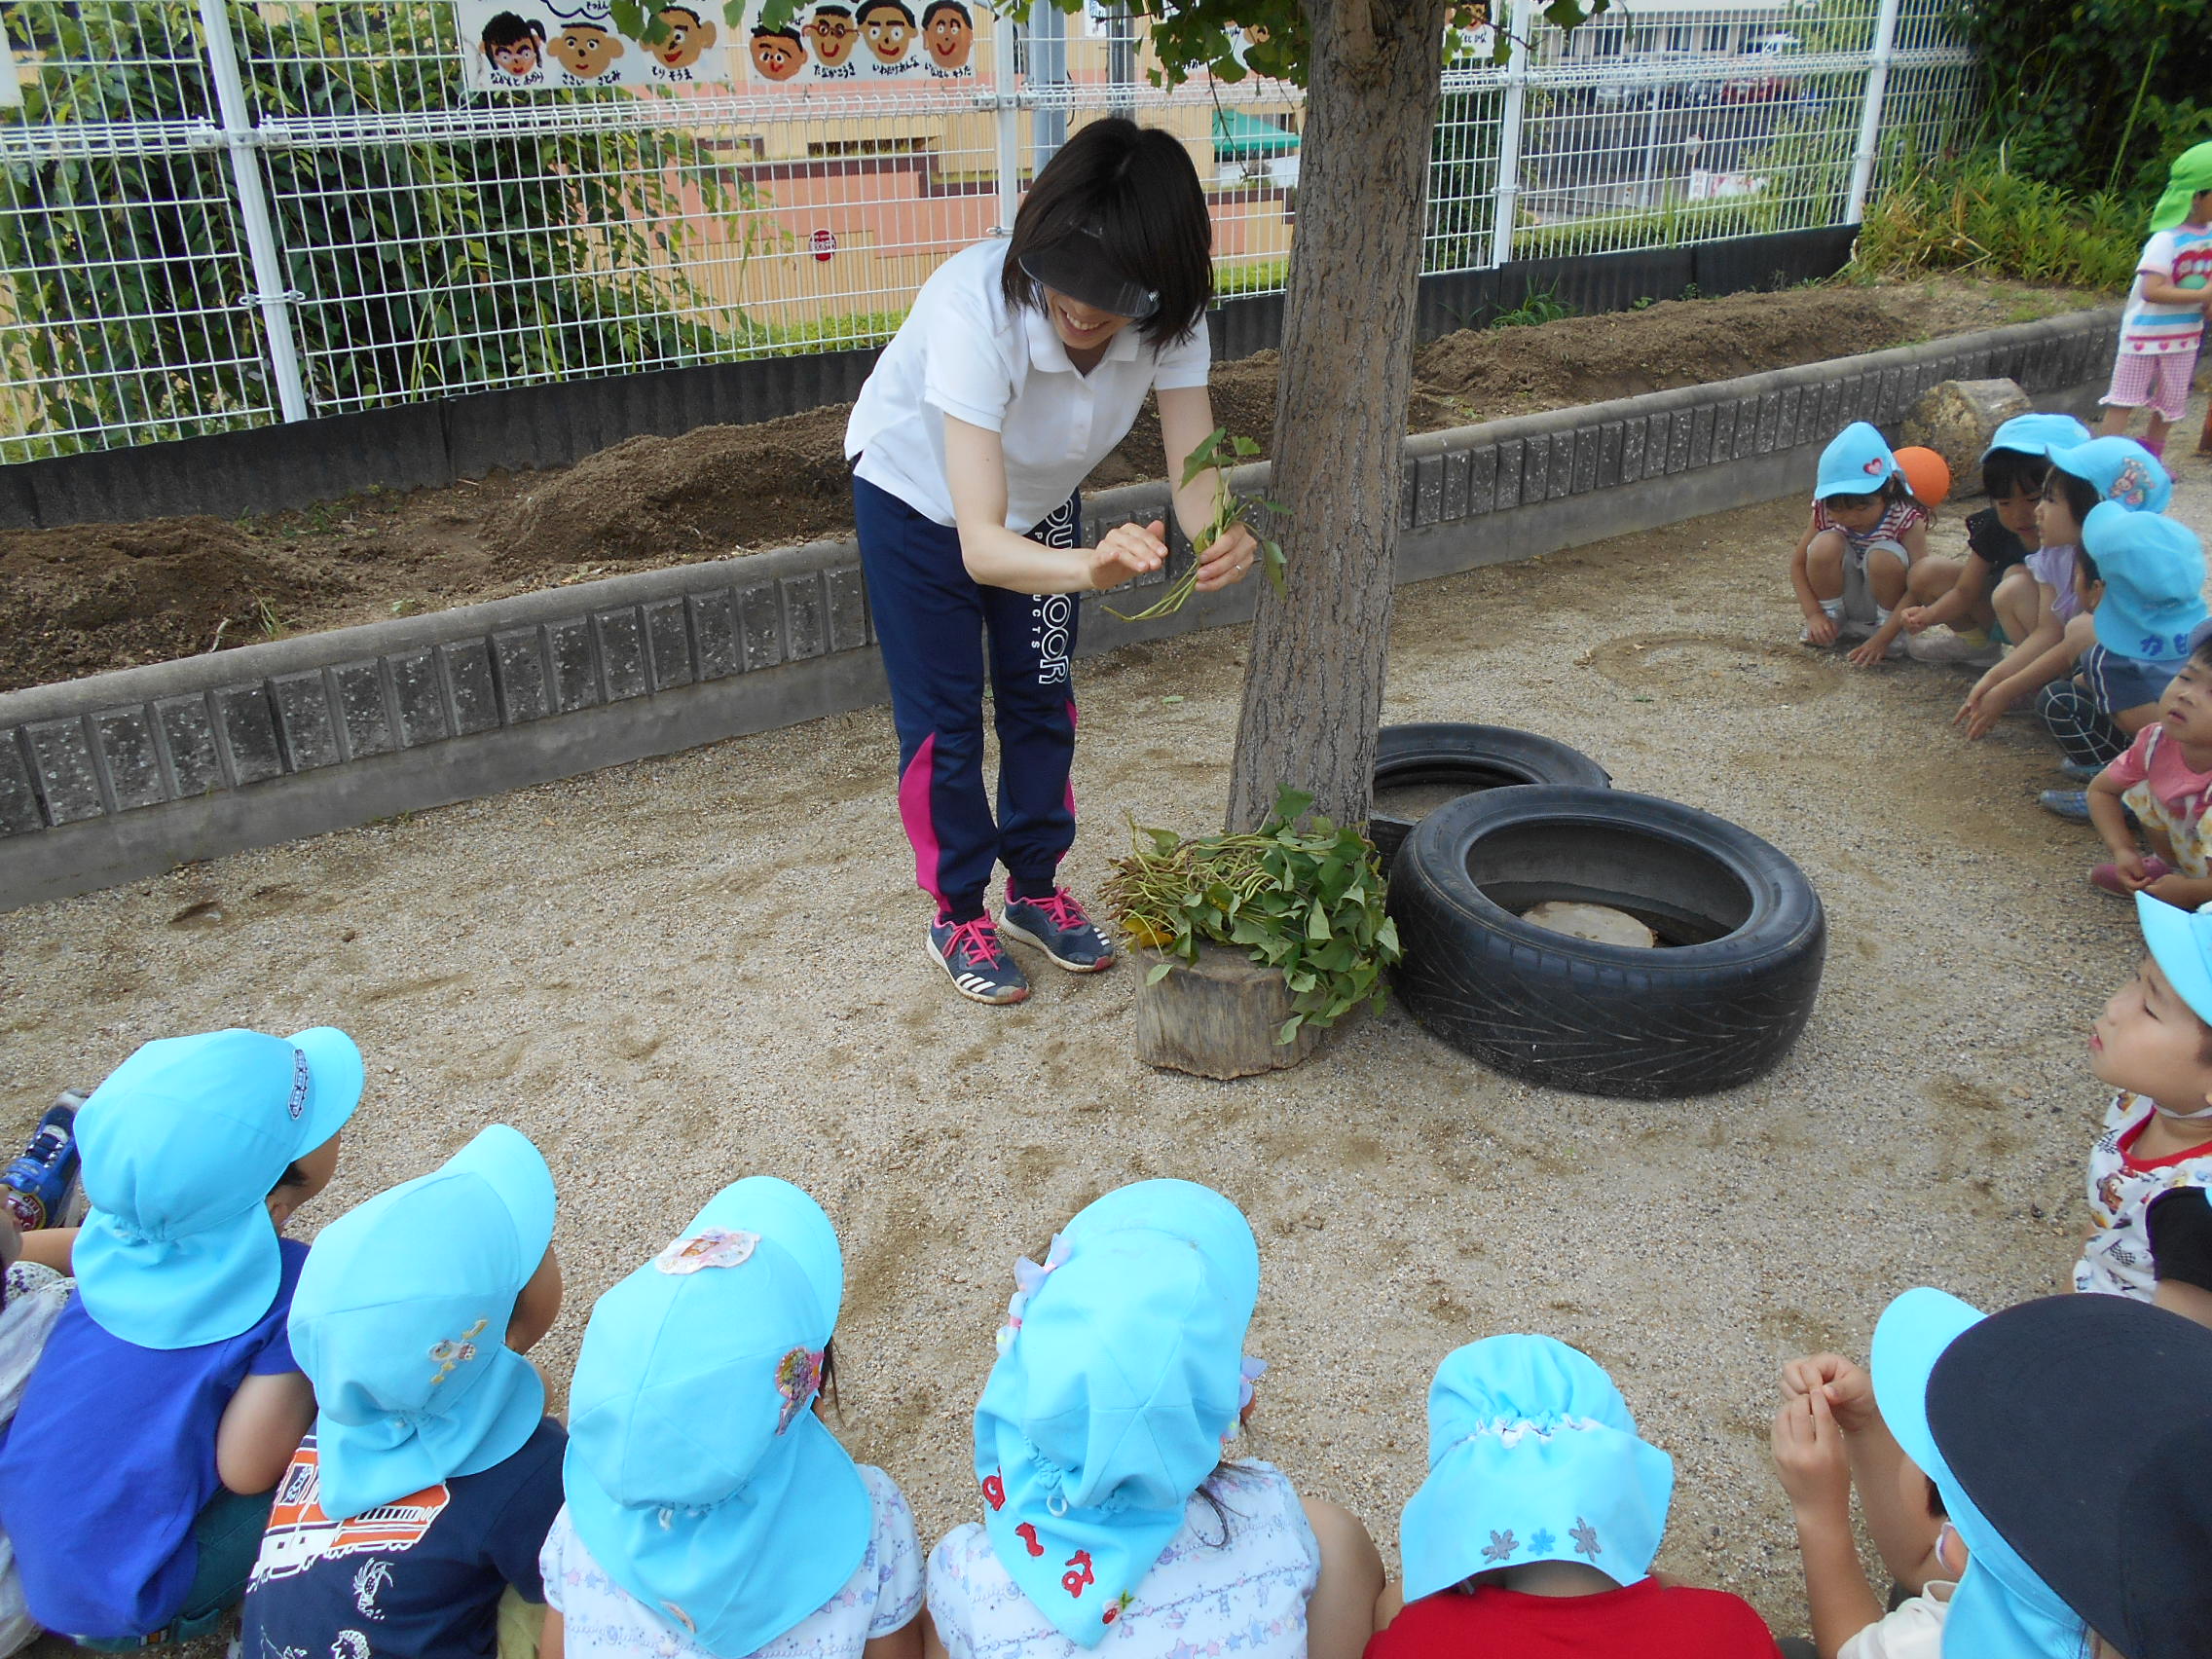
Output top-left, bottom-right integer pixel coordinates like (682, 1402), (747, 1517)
(2076, 894), (2212, 1315)
(240, 1124), (567, 1659)
(1368, 1334), (1778, 1657)
(2088, 630), (2212, 900)
(2038, 502), (2206, 820)
(1770, 1349), (1963, 1658)
(0, 1026), (360, 1645)
(1791, 422), (1938, 664)
(1899, 413), (2087, 665)
(543, 1177), (924, 1659)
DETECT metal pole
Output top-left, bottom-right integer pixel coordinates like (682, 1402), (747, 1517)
(1636, 81), (1663, 205)
(990, 10), (1021, 236)
(1107, 3), (1134, 117)
(195, 0), (309, 423)
(1844, 0), (1902, 225)
(1488, 0), (1532, 268)
(1030, 1), (1066, 167)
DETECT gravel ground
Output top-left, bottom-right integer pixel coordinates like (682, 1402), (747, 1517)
(6, 431), (2199, 1641)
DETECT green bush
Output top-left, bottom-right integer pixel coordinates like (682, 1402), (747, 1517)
(1852, 149), (2141, 290)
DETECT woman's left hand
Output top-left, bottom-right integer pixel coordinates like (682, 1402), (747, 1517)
(1195, 521), (1262, 592)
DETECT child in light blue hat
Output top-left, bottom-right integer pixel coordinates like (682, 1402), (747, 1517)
(541, 1177), (923, 1659)
(240, 1124), (568, 1659)
(0, 1025), (360, 1646)
(927, 1179), (1382, 1659)
(1368, 1336), (1776, 1659)
(1789, 421), (1939, 664)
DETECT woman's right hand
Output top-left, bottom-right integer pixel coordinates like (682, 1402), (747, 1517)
(1088, 519), (1168, 591)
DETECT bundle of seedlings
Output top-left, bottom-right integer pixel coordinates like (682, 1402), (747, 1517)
(1102, 787), (1401, 1045)
(1102, 426), (1287, 621)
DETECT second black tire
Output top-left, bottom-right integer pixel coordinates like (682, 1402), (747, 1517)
(1389, 786), (1825, 1098)
(1368, 723), (1611, 866)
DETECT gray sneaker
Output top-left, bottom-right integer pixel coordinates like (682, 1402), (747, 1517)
(928, 914), (1030, 1005)
(999, 887), (1117, 973)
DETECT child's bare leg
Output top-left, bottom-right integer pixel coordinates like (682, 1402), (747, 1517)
(2147, 410), (2176, 452)
(1804, 531), (1846, 603)
(1904, 556), (1958, 608)
(2100, 404), (2134, 438)
(1865, 546), (1910, 613)
(1993, 566), (2039, 643)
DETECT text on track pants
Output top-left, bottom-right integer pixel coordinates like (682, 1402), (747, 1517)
(854, 476), (1083, 916)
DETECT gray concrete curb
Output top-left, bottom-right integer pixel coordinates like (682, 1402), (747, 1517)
(0, 305), (2122, 909)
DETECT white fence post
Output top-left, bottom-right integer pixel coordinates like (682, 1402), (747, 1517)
(989, 11), (1022, 236)
(195, 0), (310, 423)
(1030, 2), (1066, 167)
(1488, 0), (1532, 268)
(1844, 0), (1903, 225)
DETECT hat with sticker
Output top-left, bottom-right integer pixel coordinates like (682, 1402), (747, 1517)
(972, 1178), (1261, 1647)
(2048, 436), (2174, 514)
(1980, 412), (2091, 462)
(1399, 1335), (1674, 1599)
(1871, 1289), (2091, 1659)
(1814, 421), (1901, 499)
(563, 1177), (870, 1658)
(2085, 502), (2209, 663)
(287, 1124), (556, 1520)
(74, 1026), (362, 1349)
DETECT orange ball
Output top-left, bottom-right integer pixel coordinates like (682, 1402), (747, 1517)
(1895, 446), (1951, 509)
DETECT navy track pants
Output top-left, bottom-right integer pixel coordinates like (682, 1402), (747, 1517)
(854, 475), (1082, 917)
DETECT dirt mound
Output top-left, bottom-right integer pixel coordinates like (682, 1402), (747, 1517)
(0, 519), (329, 688)
(1415, 288), (1953, 418)
(494, 405), (856, 573)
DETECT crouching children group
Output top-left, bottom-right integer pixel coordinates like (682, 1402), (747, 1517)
(4, 991), (2209, 1659)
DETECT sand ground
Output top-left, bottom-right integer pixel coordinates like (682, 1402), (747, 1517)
(7, 430), (2199, 1640)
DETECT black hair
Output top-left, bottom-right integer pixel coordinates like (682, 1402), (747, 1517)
(818, 1337), (841, 1418)
(2075, 546), (2101, 586)
(270, 1160), (310, 1196)
(1982, 446), (2053, 500)
(1879, 472), (1915, 509)
(481, 12), (544, 52)
(2043, 465), (2104, 528)
(2191, 632), (2212, 671)
(813, 4), (854, 17)
(1001, 117), (1212, 350)
(860, 0), (915, 21)
(658, 5), (703, 21)
(753, 21), (802, 43)
(921, 0), (969, 23)
(1927, 1475), (1946, 1519)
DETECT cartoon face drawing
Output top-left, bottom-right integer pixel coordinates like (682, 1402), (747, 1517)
(479, 12), (546, 76)
(806, 5), (860, 65)
(921, 0), (971, 69)
(650, 5), (717, 68)
(551, 21), (624, 78)
(859, 0), (915, 62)
(751, 23), (805, 78)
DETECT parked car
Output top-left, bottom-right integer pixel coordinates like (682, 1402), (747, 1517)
(1721, 32), (1801, 103)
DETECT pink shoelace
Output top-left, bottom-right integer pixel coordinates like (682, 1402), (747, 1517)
(1019, 889), (1088, 931)
(940, 915), (1005, 968)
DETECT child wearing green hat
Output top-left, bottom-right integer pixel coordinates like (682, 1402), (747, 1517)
(1368, 1335), (1777, 1658)
(2098, 140), (2212, 461)
(0, 1025), (362, 1645)
(926, 1179), (1382, 1659)
(240, 1124), (568, 1659)
(540, 1177), (924, 1659)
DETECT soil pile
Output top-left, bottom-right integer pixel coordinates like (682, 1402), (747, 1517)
(0, 276), (2092, 693)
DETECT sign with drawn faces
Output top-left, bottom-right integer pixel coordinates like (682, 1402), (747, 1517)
(458, 0), (982, 90)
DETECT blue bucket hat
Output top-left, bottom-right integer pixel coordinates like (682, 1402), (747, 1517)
(1980, 412), (2091, 462)
(1399, 1336), (1673, 1600)
(973, 1179), (1260, 1648)
(2049, 436), (2175, 514)
(564, 1178), (870, 1658)
(1871, 1289), (2087, 1659)
(74, 1026), (362, 1349)
(1815, 421), (1900, 499)
(287, 1124), (556, 1520)
(2134, 890), (2212, 1026)
(2085, 503), (2209, 662)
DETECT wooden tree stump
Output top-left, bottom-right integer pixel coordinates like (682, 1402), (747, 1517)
(1902, 378), (2032, 493)
(1134, 942), (1322, 1079)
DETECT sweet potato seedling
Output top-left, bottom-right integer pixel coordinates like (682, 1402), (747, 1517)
(1103, 426), (1287, 621)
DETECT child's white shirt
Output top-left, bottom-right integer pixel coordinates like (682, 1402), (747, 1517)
(2075, 1089), (2212, 1299)
(2121, 225), (2212, 355)
(539, 1463), (922, 1659)
(1838, 1580), (1952, 1659)
(927, 1460), (1319, 1659)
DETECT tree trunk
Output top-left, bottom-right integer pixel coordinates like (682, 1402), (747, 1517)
(1224, 0), (1449, 832)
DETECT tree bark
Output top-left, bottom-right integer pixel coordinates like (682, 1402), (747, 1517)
(1224, 0), (1449, 831)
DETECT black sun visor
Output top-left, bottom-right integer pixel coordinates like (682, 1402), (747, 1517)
(1016, 225), (1160, 322)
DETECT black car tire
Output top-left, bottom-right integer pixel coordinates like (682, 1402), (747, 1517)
(1368, 723), (1611, 866)
(1389, 786), (1825, 1098)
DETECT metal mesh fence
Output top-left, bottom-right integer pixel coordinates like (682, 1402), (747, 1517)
(0, 0), (1974, 461)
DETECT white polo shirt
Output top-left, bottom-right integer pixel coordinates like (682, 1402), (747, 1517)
(845, 239), (1212, 533)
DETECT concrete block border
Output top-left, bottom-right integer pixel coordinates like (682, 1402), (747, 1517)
(0, 306), (2122, 910)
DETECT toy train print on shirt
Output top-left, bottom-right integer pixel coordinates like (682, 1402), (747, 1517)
(458, 0), (979, 91)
